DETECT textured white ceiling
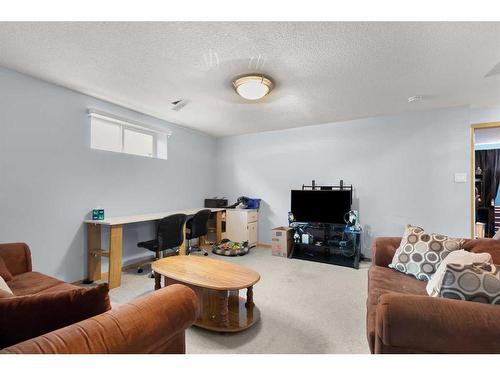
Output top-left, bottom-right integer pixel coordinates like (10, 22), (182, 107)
(0, 22), (499, 137)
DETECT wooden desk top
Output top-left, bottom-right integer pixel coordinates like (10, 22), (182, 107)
(84, 207), (225, 226)
(152, 256), (260, 290)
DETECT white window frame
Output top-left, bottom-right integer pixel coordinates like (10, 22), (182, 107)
(89, 109), (170, 160)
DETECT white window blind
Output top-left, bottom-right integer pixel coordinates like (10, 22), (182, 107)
(89, 109), (169, 160)
(123, 128), (154, 157)
(91, 117), (122, 153)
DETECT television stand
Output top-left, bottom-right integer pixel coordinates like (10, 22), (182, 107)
(290, 223), (361, 269)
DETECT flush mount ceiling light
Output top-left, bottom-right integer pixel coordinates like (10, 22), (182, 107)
(233, 75), (273, 100)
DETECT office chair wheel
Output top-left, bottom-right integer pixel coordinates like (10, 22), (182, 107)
(204, 252), (208, 256)
(137, 267), (143, 274)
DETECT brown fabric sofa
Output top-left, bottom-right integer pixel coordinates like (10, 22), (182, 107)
(0, 242), (84, 296)
(367, 237), (500, 354)
(0, 243), (198, 354)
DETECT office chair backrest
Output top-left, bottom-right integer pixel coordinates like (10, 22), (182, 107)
(157, 213), (188, 251)
(188, 209), (212, 238)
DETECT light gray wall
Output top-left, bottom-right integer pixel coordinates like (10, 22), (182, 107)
(215, 107), (472, 256)
(2, 63), (495, 277)
(0, 67), (216, 282)
(471, 106), (500, 124)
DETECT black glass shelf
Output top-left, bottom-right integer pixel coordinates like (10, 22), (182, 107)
(289, 222), (361, 269)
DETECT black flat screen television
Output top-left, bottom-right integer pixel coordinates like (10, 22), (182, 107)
(291, 190), (352, 224)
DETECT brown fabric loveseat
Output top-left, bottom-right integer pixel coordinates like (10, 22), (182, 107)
(0, 242), (198, 354)
(367, 237), (500, 354)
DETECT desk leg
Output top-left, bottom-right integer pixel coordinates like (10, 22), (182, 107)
(108, 225), (123, 289)
(179, 222), (187, 255)
(87, 223), (102, 283)
(216, 211), (223, 243)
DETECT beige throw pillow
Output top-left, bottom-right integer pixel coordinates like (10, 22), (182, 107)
(389, 225), (465, 281)
(439, 263), (500, 304)
(0, 276), (13, 298)
(426, 250), (492, 296)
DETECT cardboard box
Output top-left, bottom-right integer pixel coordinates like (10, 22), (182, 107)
(271, 226), (293, 257)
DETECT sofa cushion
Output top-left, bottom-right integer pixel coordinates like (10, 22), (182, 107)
(39, 282), (81, 294)
(0, 256), (13, 282)
(368, 265), (427, 306)
(439, 263), (500, 304)
(389, 225), (464, 281)
(0, 283), (111, 349)
(366, 265), (427, 353)
(6, 272), (71, 296)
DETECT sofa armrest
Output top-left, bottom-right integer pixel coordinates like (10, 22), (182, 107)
(375, 293), (500, 354)
(0, 243), (32, 276)
(462, 238), (500, 264)
(371, 237), (401, 267)
(0, 284), (198, 354)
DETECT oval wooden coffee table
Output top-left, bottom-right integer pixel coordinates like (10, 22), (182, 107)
(152, 256), (261, 332)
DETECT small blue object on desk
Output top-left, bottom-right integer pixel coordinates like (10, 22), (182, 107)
(245, 198), (261, 209)
(92, 208), (105, 220)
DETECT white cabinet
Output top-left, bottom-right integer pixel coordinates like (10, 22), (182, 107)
(225, 209), (259, 247)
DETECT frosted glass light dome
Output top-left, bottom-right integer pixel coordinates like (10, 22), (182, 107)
(233, 75), (273, 100)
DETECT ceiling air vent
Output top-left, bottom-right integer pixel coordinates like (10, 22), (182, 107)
(485, 60), (500, 78)
(171, 99), (188, 111)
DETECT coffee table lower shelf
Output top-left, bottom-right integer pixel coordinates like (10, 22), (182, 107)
(195, 295), (260, 333)
(157, 275), (260, 333)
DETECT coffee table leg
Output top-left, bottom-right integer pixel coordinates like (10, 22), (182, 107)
(245, 286), (254, 308)
(229, 290), (239, 307)
(154, 272), (161, 290)
(216, 290), (229, 326)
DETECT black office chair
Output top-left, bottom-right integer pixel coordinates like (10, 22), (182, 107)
(137, 213), (187, 275)
(186, 209), (211, 256)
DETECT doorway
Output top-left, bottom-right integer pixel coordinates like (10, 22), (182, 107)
(471, 121), (500, 238)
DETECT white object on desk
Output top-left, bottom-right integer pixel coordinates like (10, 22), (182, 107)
(225, 209), (258, 247)
(475, 222), (486, 239)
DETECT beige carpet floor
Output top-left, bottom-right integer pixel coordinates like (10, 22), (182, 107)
(109, 247), (370, 354)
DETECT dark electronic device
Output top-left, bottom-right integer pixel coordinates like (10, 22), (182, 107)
(204, 198), (228, 208)
(291, 190), (352, 224)
(288, 180), (361, 269)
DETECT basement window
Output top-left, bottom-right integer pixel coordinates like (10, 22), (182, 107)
(89, 109), (169, 160)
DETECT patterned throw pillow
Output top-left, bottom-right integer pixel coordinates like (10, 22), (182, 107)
(389, 225), (465, 281)
(439, 263), (500, 304)
(426, 250), (492, 296)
